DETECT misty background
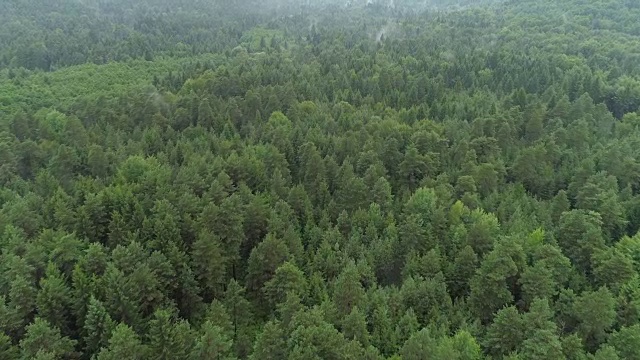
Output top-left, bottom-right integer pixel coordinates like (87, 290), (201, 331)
(0, 0), (507, 71)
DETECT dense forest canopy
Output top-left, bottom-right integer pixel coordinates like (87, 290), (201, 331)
(1, 0), (640, 359)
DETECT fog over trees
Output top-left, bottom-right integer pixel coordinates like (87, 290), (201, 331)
(1, 0), (640, 359)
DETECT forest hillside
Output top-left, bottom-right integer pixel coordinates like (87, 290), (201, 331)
(1, 0), (640, 359)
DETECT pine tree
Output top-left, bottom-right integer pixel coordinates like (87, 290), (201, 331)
(550, 190), (570, 225)
(524, 102), (545, 143)
(245, 233), (290, 306)
(263, 261), (308, 310)
(519, 263), (557, 307)
(0, 332), (19, 359)
(147, 309), (194, 360)
(249, 320), (287, 360)
(8, 274), (37, 338)
(191, 321), (236, 360)
(556, 210), (606, 275)
(592, 247), (635, 291)
(399, 328), (438, 360)
(519, 299), (564, 360)
(448, 245), (478, 299)
(223, 280), (253, 358)
(573, 287), (616, 351)
(83, 296), (115, 356)
(395, 308), (420, 346)
(198, 99), (215, 128)
(342, 306), (370, 347)
(96, 323), (147, 360)
(191, 230), (226, 301)
(484, 306), (525, 357)
(19, 318), (76, 360)
(332, 261), (366, 317)
(35, 263), (73, 336)
(607, 324), (640, 360)
(468, 242), (521, 323)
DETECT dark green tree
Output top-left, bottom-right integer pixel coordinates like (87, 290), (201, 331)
(83, 296), (115, 356)
(96, 323), (148, 360)
(573, 287), (617, 351)
(19, 318), (76, 360)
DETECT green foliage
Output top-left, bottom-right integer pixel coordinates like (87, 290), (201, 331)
(0, 0), (640, 357)
(147, 309), (194, 360)
(332, 261), (366, 317)
(82, 296), (114, 356)
(264, 261), (308, 309)
(19, 318), (76, 360)
(191, 321), (236, 360)
(96, 323), (147, 360)
(469, 240), (523, 322)
(249, 321), (286, 360)
(484, 306), (525, 357)
(35, 263), (73, 336)
(574, 287), (617, 351)
(607, 324), (640, 360)
(520, 299), (564, 360)
(400, 328), (482, 360)
(0, 332), (19, 359)
(191, 231), (226, 301)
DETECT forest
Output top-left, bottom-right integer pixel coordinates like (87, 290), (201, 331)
(1, 0), (640, 358)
